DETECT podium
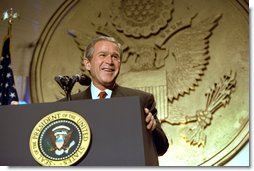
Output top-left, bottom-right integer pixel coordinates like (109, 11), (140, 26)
(0, 96), (158, 166)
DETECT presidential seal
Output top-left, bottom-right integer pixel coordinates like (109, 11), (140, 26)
(29, 111), (91, 166)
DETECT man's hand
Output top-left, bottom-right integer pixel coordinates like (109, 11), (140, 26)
(11, 101), (19, 105)
(144, 108), (156, 131)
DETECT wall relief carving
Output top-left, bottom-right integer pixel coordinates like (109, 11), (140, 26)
(30, 0), (249, 166)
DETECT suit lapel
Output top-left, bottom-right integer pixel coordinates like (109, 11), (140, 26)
(111, 84), (118, 97)
(111, 84), (124, 97)
(83, 86), (92, 99)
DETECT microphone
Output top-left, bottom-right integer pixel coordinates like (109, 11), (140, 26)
(54, 75), (63, 82)
(55, 75), (72, 85)
(75, 74), (91, 86)
(54, 74), (91, 101)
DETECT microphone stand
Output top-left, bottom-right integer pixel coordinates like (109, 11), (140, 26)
(55, 75), (78, 101)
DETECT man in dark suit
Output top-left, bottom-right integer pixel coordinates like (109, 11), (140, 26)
(70, 35), (169, 156)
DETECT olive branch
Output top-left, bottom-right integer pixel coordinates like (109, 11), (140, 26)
(161, 71), (237, 147)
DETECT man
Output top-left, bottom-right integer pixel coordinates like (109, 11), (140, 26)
(70, 35), (169, 156)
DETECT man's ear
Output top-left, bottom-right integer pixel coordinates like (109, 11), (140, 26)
(83, 57), (91, 71)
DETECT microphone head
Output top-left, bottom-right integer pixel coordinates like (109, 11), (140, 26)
(54, 75), (65, 89)
(76, 74), (91, 86)
(54, 75), (63, 83)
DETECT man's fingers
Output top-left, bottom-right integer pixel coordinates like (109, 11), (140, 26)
(11, 101), (19, 105)
(144, 108), (149, 114)
(144, 108), (156, 131)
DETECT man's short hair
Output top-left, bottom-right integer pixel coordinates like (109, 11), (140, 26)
(84, 35), (123, 61)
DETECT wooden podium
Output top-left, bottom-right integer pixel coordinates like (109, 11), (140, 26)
(0, 96), (158, 166)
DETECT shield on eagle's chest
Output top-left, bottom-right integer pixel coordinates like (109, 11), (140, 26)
(55, 136), (64, 149)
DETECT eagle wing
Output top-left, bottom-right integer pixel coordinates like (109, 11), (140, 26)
(63, 131), (73, 148)
(166, 14), (222, 103)
(67, 30), (97, 74)
(67, 29), (96, 52)
(49, 131), (56, 150)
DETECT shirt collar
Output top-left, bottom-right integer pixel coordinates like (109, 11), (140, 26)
(90, 82), (112, 99)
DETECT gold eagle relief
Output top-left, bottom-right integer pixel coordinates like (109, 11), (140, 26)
(69, 0), (239, 149)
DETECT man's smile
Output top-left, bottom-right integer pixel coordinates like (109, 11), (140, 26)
(101, 67), (115, 72)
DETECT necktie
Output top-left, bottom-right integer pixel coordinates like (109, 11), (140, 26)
(98, 91), (107, 99)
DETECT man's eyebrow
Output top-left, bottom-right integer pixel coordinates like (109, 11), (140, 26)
(97, 51), (119, 55)
(112, 52), (120, 56)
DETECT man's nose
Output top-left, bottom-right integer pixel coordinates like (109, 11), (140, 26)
(104, 55), (113, 63)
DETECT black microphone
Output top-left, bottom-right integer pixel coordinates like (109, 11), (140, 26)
(75, 74), (91, 86)
(54, 75), (63, 82)
(55, 75), (65, 88)
(55, 75), (73, 89)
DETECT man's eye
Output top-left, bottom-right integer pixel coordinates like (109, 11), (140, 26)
(112, 55), (120, 60)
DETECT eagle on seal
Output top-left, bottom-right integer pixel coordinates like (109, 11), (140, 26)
(49, 125), (74, 155)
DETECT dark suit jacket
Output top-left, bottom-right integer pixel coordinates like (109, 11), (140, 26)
(67, 84), (169, 156)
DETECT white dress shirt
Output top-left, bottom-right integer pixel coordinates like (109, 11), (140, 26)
(90, 82), (112, 99)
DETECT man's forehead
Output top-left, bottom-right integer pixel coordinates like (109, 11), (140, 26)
(94, 40), (120, 52)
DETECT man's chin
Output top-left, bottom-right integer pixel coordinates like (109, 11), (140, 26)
(101, 80), (116, 88)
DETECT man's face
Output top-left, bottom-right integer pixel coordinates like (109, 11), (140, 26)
(84, 40), (121, 90)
